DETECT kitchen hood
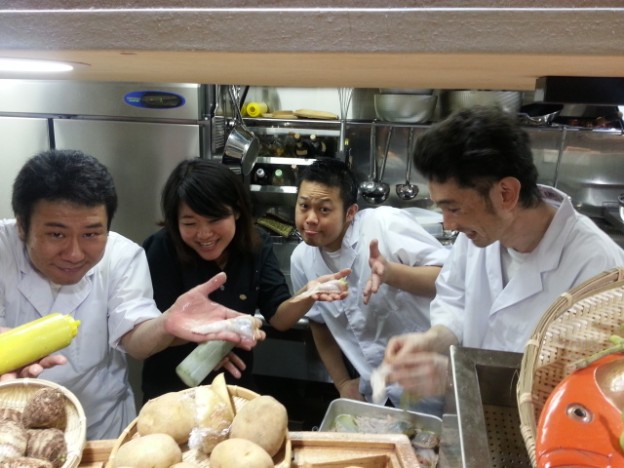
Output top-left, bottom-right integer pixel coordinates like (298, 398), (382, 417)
(534, 76), (624, 106)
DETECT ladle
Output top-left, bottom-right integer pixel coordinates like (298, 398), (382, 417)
(362, 126), (393, 205)
(359, 120), (378, 196)
(396, 127), (419, 201)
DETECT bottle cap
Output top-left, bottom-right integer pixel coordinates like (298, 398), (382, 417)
(64, 316), (81, 337)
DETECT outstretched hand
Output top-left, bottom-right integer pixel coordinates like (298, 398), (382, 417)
(164, 272), (265, 350)
(306, 268), (352, 302)
(363, 239), (387, 304)
(0, 354), (68, 382)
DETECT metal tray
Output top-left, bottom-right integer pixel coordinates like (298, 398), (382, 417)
(319, 398), (442, 435)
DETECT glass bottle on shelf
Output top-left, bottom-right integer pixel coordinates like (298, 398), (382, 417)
(267, 135), (285, 157)
(295, 135), (314, 158)
(309, 134), (327, 158)
(252, 164), (272, 185)
(271, 166), (297, 186)
(283, 132), (298, 158)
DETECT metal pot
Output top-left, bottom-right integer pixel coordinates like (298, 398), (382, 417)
(223, 85), (260, 175)
(619, 193), (624, 223)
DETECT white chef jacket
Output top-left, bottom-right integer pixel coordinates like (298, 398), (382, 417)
(0, 219), (161, 440)
(432, 185), (624, 353)
(291, 207), (449, 407)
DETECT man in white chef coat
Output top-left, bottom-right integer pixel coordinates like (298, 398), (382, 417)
(0, 149), (264, 439)
(290, 158), (449, 411)
(384, 106), (624, 398)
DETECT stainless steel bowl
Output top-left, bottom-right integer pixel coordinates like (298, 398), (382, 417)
(374, 94), (437, 123)
(379, 88), (433, 95)
(441, 90), (521, 116)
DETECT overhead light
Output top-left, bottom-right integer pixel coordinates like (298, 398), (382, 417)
(0, 58), (85, 73)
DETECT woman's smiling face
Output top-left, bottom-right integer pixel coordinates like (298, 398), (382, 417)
(177, 201), (237, 266)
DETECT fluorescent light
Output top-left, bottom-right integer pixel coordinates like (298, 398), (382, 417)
(0, 58), (78, 73)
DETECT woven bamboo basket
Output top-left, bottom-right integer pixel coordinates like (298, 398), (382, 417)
(0, 378), (87, 468)
(106, 385), (291, 468)
(517, 267), (624, 467)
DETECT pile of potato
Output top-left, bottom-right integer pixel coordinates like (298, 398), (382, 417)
(0, 388), (69, 468)
(112, 374), (288, 468)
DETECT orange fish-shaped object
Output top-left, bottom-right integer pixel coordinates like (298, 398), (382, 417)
(536, 353), (624, 468)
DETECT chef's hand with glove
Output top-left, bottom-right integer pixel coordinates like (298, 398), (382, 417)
(383, 325), (459, 398)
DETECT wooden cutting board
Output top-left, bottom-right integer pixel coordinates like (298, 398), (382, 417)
(293, 109), (339, 120)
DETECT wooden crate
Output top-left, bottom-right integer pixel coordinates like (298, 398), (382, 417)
(81, 431), (420, 468)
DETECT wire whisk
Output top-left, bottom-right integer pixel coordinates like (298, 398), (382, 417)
(336, 87), (353, 160)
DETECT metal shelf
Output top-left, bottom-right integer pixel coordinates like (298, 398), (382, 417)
(250, 184), (298, 194)
(255, 156), (316, 166)
(244, 117), (341, 137)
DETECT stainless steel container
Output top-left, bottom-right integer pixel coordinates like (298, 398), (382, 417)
(441, 346), (530, 468)
(319, 398), (442, 435)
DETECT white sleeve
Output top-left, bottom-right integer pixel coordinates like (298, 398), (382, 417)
(105, 235), (161, 349)
(428, 235), (469, 344)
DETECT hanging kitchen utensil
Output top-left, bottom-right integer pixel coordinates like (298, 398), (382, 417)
(396, 127), (419, 200)
(362, 126), (392, 205)
(336, 87), (353, 160)
(359, 120), (377, 196)
(223, 85), (260, 175)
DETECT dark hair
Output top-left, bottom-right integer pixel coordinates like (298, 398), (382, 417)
(296, 158), (359, 210)
(161, 158), (259, 264)
(12, 149), (118, 235)
(413, 106), (541, 207)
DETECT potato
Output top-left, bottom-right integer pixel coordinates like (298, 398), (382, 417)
(112, 433), (182, 468)
(189, 386), (233, 455)
(137, 392), (195, 444)
(229, 395), (287, 457)
(209, 438), (273, 468)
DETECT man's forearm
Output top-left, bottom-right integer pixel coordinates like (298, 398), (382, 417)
(121, 314), (176, 360)
(309, 321), (352, 389)
(384, 264), (441, 297)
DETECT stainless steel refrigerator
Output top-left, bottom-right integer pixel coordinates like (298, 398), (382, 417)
(0, 79), (211, 244)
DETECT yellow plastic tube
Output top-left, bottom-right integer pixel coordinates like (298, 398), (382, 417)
(0, 313), (80, 375)
(245, 102), (269, 118)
